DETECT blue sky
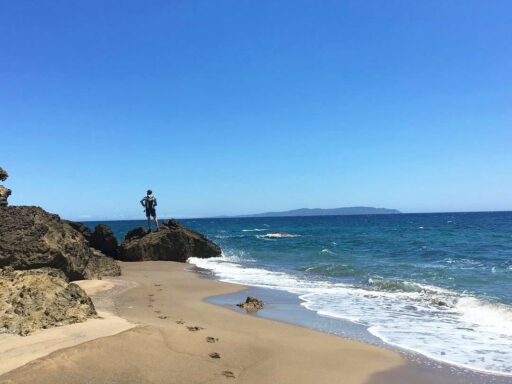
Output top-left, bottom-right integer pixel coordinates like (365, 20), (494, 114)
(1, 1), (511, 220)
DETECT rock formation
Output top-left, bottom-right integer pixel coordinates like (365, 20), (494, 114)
(0, 167), (7, 182)
(90, 224), (119, 258)
(0, 206), (121, 280)
(236, 296), (264, 312)
(124, 226), (148, 242)
(0, 166), (10, 207)
(63, 220), (93, 242)
(119, 219), (221, 262)
(0, 267), (97, 335)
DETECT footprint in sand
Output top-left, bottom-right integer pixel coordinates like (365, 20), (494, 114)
(149, 294), (155, 297)
(176, 320), (185, 324)
(154, 284), (161, 287)
(222, 371), (235, 379)
(206, 337), (218, 343)
(187, 326), (204, 332)
(154, 310), (161, 314)
(158, 315), (168, 320)
(209, 352), (221, 359)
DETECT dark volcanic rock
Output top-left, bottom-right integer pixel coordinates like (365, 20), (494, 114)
(119, 219), (221, 262)
(0, 267), (97, 335)
(0, 206), (121, 280)
(236, 296), (264, 312)
(90, 224), (119, 258)
(124, 226), (148, 242)
(63, 220), (93, 242)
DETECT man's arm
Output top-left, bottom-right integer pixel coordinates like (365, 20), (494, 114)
(140, 197), (146, 207)
(154, 198), (157, 207)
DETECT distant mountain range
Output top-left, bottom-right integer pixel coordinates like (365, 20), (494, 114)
(236, 207), (401, 218)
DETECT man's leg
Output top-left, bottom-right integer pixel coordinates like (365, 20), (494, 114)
(147, 215), (151, 231)
(153, 214), (159, 230)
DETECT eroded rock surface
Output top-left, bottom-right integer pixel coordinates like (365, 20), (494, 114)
(236, 296), (264, 312)
(0, 206), (120, 280)
(0, 267), (97, 335)
(64, 220), (93, 242)
(0, 185), (11, 207)
(119, 219), (221, 262)
(124, 226), (148, 242)
(0, 167), (7, 182)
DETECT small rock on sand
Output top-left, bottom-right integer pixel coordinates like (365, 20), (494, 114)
(236, 296), (264, 312)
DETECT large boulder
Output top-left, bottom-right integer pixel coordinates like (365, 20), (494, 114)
(90, 224), (119, 258)
(119, 219), (221, 262)
(0, 267), (97, 335)
(0, 206), (121, 280)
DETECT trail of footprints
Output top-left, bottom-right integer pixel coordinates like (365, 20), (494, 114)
(148, 284), (236, 379)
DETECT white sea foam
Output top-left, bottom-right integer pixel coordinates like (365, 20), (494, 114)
(188, 254), (512, 376)
(257, 232), (300, 239)
(241, 228), (267, 232)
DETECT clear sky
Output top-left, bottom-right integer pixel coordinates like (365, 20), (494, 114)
(1, 1), (511, 220)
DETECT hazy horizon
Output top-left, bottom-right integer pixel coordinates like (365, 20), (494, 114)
(2, 1), (511, 219)
(72, 207), (512, 223)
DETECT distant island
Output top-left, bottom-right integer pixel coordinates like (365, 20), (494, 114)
(236, 207), (401, 218)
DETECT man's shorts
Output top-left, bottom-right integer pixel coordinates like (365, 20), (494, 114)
(146, 208), (156, 217)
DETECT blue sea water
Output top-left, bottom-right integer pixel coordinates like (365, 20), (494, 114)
(86, 212), (512, 376)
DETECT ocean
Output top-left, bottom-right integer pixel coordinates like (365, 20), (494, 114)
(86, 212), (512, 376)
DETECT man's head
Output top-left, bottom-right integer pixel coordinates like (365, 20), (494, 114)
(147, 189), (152, 195)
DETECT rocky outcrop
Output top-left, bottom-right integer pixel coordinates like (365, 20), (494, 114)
(0, 206), (120, 280)
(119, 219), (221, 262)
(0, 186), (11, 207)
(124, 226), (148, 241)
(0, 267), (97, 335)
(63, 220), (93, 242)
(236, 296), (264, 312)
(0, 166), (10, 207)
(90, 224), (118, 258)
(0, 167), (7, 182)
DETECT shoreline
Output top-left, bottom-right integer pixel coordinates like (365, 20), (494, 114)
(204, 278), (512, 384)
(1, 261), (510, 383)
(0, 261), (406, 384)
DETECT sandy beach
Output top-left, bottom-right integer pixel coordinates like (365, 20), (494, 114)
(0, 261), (420, 384)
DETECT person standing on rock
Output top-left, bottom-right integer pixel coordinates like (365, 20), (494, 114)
(141, 189), (159, 232)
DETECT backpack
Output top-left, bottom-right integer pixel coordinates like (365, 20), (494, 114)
(146, 195), (155, 209)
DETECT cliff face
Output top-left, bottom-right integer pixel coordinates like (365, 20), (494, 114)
(0, 206), (121, 280)
(119, 219), (221, 262)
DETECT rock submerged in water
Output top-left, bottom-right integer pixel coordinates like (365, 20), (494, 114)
(0, 267), (97, 336)
(118, 219), (221, 262)
(236, 296), (264, 312)
(0, 206), (120, 280)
